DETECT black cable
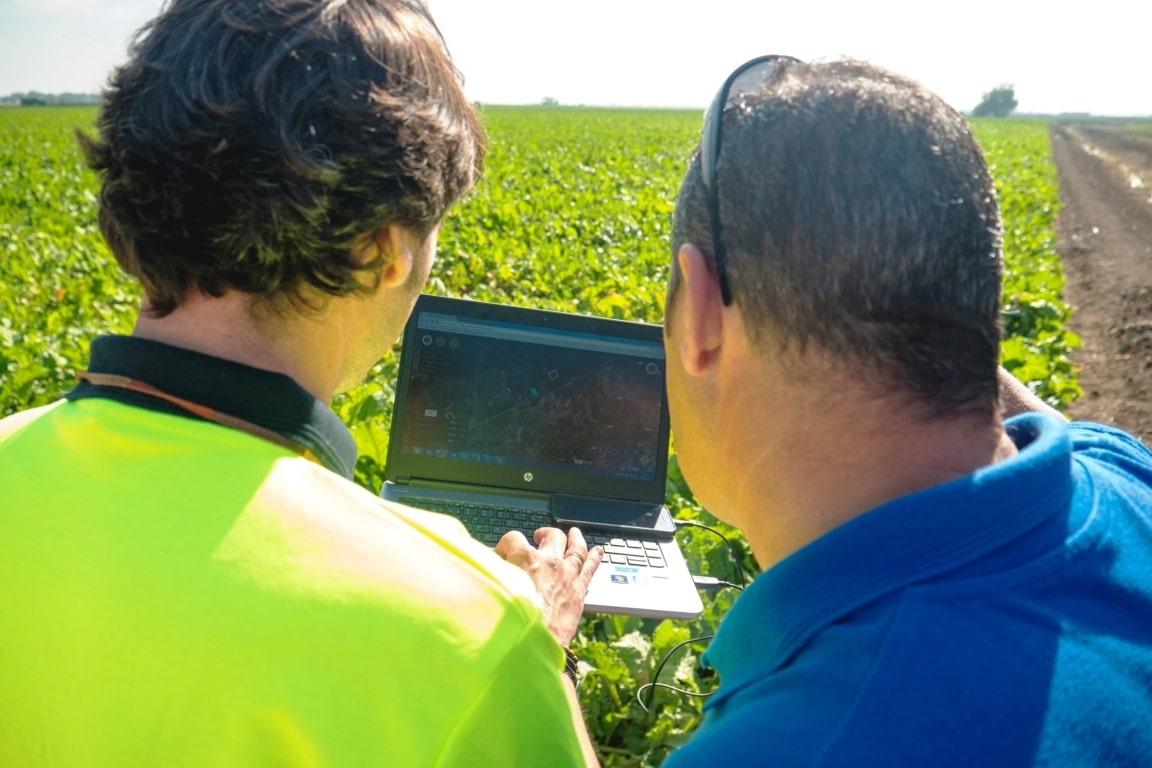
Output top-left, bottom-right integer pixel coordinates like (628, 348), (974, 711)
(628, 520), (746, 713)
(638, 634), (716, 713)
(692, 574), (744, 592)
(674, 519), (747, 587)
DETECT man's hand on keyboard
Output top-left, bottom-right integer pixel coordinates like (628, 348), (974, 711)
(495, 527), (604, 646)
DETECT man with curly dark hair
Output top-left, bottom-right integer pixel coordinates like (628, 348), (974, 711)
(0, 1), (601, 765)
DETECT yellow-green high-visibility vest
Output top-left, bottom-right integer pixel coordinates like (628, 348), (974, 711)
(0, 397), (584, 766)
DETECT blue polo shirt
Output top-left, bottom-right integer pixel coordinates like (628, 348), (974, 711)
(665, 414), (1152, 767)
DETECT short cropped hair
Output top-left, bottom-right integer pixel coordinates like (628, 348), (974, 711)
(81, 0), (485, 316)
(671, 60), (1003, 418)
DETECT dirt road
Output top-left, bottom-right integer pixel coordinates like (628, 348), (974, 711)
(1050, 121), (1152, 444)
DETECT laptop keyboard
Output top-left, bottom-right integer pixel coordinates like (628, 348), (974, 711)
(401, 497), (666, 569)
(586, 532), (667, 569)
(404, 497), (550, 545)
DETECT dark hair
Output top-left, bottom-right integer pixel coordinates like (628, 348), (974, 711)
(671, 60), (1004, 418)
(80, 0), (485, 316)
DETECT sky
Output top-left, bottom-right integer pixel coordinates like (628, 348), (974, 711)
(0, 0), (1148, 117)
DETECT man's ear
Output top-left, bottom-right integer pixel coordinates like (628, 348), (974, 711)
(352, 227), (412, 288)
(673, 243), (725, 377)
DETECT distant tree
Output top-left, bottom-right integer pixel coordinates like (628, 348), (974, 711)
(7, 92), (99, 107)
(540, 96), (559, 107)
(973, 85), (1018, 117)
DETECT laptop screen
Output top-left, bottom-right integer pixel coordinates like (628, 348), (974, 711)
(385, 295), (671, 502)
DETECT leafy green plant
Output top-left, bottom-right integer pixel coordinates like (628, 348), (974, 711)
(976, 118), (1083, 409)
(0, 107), (138, 416)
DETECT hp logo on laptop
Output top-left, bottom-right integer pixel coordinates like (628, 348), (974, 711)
(523, 472), (534, 483)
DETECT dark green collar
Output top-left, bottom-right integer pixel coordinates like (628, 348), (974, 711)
(68, 335), (358, 479)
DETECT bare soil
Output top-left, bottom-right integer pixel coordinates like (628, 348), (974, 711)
(1050, 121), (1152, 445)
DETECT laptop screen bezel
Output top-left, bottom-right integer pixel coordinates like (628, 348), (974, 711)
(383, 294), (672, 503)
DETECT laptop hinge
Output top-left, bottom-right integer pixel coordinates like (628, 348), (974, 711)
(406, 477), (551, 502)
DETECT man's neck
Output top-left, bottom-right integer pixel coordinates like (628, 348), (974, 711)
(723, 367), (1016, 571)
(131, 290), (342, 403)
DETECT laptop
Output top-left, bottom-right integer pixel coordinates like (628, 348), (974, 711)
(380, 294), (703, 621)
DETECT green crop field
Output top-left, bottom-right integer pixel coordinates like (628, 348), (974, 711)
(0, 107), (138, 416)
(0, 105), (1077, 765)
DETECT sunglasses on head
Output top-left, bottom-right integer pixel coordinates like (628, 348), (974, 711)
(700, 55), (800, 305)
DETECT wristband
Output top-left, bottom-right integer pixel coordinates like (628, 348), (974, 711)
(562, 646), (580, 687)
